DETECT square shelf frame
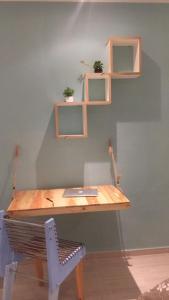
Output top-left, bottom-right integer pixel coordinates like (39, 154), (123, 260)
(84, 72), (112, 105)
(107, 36), (141, 79)
(54, 102), (88, 139)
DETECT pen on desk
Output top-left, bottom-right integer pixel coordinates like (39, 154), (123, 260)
(46, 197), (54, 207)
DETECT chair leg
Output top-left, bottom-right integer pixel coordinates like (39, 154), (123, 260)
(2, 262), (18, 300)
(35, 258), (44, 286)
(75, 260), (84, 300)
(48, 285), (59, 300)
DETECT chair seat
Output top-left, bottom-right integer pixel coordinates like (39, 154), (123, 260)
(58, 239), (84, 265)
(25, 236), (84, 266)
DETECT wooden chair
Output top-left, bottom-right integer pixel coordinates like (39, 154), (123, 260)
(0, 210), (86, 300)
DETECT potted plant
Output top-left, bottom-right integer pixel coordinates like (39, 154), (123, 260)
(93, 60), (103, 73)
(63, 87), (75, 102)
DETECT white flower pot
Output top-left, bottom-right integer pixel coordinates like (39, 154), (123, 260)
(64, 96), (74, 103)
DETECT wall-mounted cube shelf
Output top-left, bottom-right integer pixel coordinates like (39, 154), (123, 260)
(54, 36), (141, 139)
(107, 37), (141, 79)
(54, 102), (88, 139)
(84, 72), (112, 105)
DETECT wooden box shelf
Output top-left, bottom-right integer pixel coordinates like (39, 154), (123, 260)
(54, 102), (88, 139)
(53, 36), (141, 139)
(107, 36), (141, 79)
(84, 72), (112, 105)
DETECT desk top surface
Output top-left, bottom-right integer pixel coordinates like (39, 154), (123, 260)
(7, 185), (131, 217)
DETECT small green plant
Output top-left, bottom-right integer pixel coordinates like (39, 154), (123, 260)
(63, 87), (74, 97)
(93, 61), (103, 73)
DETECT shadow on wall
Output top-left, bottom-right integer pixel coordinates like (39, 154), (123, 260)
(112, 52), (161, 123)
(35, 52), (161, 186)
(36, 50), (161, 252)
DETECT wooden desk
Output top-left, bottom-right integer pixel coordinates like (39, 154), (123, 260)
(7, 185), (131, 217)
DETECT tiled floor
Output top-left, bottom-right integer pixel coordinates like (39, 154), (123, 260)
(1, 252), (169, 299)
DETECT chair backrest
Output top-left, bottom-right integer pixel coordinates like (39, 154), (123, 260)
(4, 218), (47, 259)
(0, 210), (14, 277)
(0, 210), (60, 284)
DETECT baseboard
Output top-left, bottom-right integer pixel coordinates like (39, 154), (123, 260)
(86, 246), (169, 259)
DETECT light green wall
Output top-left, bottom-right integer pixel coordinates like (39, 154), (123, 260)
(0, 3), (169, 251)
